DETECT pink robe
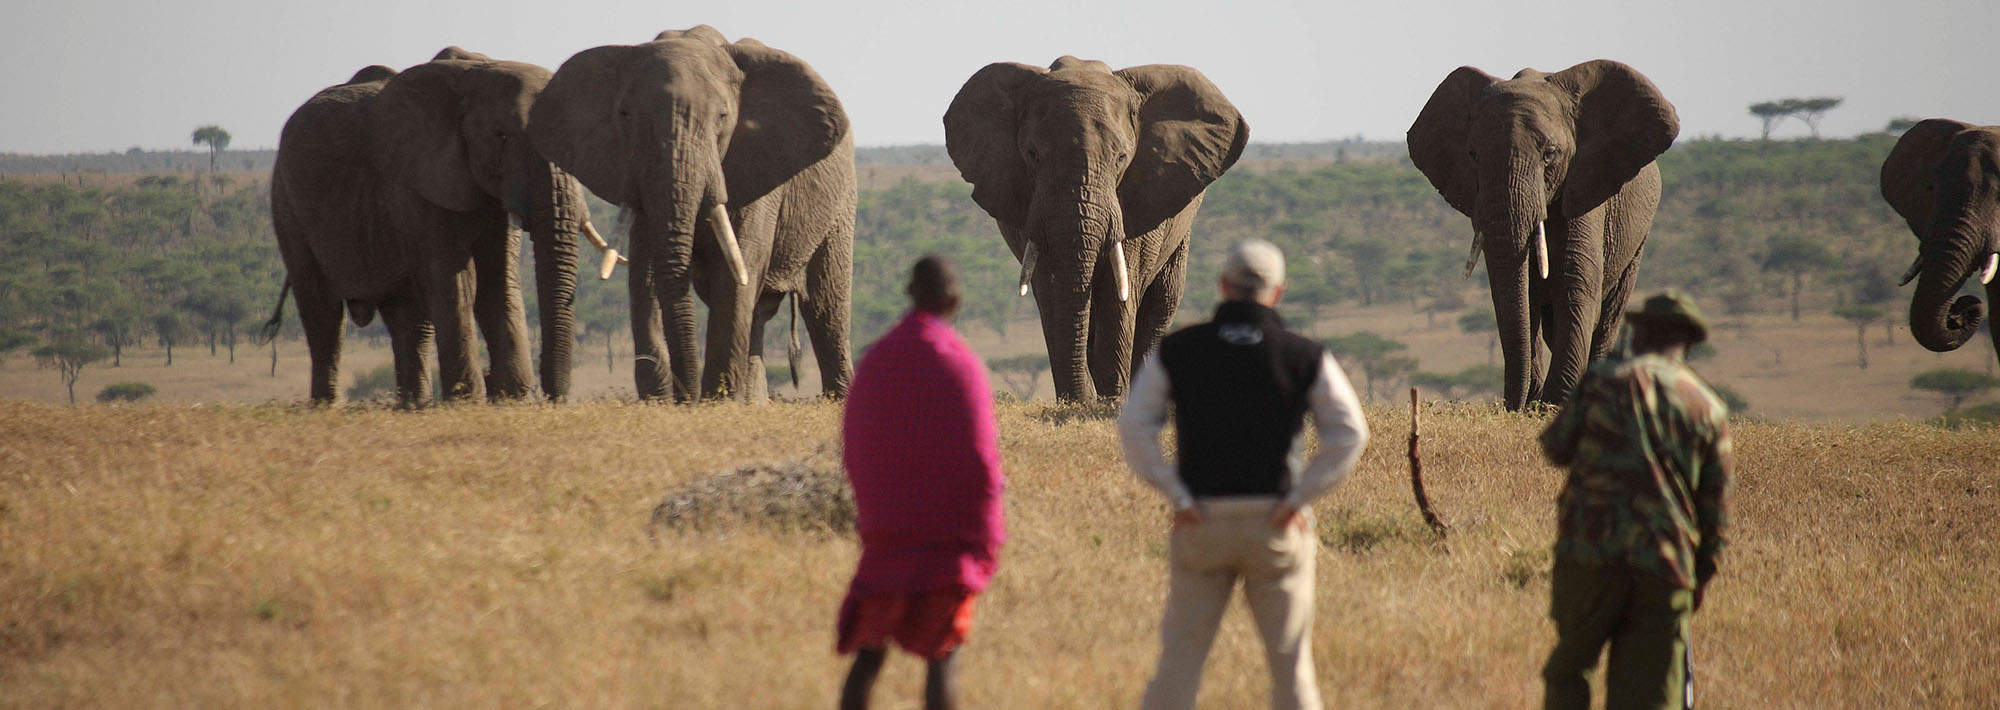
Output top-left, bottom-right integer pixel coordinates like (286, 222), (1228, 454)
(841, 310), (1006, 597)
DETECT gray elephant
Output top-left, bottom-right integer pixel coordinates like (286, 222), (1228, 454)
(271, 48), (616, 405)
(1880, 119), (2000, 365)
(946, 57), (1247, 401)
(530, 26), (854, 402)
(1408, 60), (1679, 410)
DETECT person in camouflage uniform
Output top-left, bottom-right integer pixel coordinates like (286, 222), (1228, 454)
(1537, 291), (1733, 710)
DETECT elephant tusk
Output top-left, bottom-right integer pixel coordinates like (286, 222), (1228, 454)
(582, 220), (627, 280)
(709, 203), (749, 286)
(1533, 222), (1550, 280)
(582, 219), (612, 251)
(1110, 241), (1130, 303)
(1982, 253), (1999, 285)
(1018, 241), (1038, 297)
(599, 248), (621, 281)
(1898, 256), (1923, 287)
(1464, 232), (1482, 279)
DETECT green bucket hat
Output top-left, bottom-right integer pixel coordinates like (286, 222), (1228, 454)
(1626, 290), (1708, 344)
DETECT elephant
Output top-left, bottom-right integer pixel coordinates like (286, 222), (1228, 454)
(1880, 119), (2000, 366)
(945, 56), (1247, 401)
(1408, 60), (1679, 410)
(271, 48), (618, 405)
(529, 26), (854, 402)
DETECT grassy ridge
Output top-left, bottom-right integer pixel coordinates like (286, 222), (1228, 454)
(3, 401), (1994, 707)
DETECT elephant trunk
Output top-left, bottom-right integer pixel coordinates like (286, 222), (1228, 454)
(530, 167), (586, 401)
(1478, 164), (1549, 411)
(1909, 210), (1993, 353)
(1032, 201), (1115, 401)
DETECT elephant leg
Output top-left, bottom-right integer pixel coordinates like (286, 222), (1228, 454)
(1591, 243), (1646, 363)
(423, 243), (482, 402)
(698, 265), (761, 402)
(800, 237), (853, 399)
(1537, 213), (1606, 407)
(1087, 248), (1139, 399)
(627, 213), (672, 401)
(378, 293), (435, 407)
(743, 291), (787, 402)
(1130, 238), (1188, 378)
(292, 267), (346, 405)
(468, 215), (532, 400)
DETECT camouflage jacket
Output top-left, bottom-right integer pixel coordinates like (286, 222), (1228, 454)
(1539, 354), (1733, 589)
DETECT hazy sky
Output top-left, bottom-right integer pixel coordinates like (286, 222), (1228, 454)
(2, 0), (1994, 154)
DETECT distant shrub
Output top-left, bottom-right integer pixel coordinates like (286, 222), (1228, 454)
(1710, 383), (1750, 414)
(95, 382), (156, 403)
(1939, 402), (2000, 428)
(346, 363), (398, 402)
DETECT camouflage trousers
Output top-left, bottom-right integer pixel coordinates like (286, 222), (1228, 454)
(1543, 560), (1693, 710)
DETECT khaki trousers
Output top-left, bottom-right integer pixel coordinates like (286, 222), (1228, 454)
(1141, 498), (1321, 710)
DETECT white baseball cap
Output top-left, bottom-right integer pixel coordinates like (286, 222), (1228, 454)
(1222, 239), (1286, 298)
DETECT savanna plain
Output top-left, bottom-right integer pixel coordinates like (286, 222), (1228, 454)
(3, 396), (1997, 708)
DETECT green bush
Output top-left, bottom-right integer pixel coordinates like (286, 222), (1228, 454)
(95, 382), (156, 403)
(346, 363), (398, 402)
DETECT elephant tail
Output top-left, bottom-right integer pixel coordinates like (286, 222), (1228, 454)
(254, 282), (291, 345)
(787, 293), (802, 391)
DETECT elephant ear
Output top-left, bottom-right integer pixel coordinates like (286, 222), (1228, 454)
(346, 65), (397, 85)
(1407, 66), (1497, 217)
(1549, 60), (1679, 217)
(655, 25), (727, 44)
(368, 62), (484, 211)
(1881, 118), (1973, 238)
(722, 41), (850, 206)
(1115, 64), (1249, 236)
(529, 45), (640, 206)
(944, 62), (1046, 228)
(433, 46), (492, 62)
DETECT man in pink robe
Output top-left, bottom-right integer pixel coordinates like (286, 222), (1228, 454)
(837, 255), (1005, 710)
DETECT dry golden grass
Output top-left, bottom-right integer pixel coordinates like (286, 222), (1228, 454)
(2, 399), (1995, 708)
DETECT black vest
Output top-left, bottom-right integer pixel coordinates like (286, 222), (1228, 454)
(1156, 301), (1326, 498)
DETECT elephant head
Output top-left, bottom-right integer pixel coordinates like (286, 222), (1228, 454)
(945, 57), (1246, 400)
(366, 47), (601, 399)
(1881, 119), (2000, 354)
(530, 26), (848, 400)
(1408, 60), (1678, 409)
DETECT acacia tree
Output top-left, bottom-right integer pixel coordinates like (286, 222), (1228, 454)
(1911, 369), (2000, 413)
(1323, 331), (1410, 402)
(1788, 97), (1843, 138)
(989, 354), (1051, 400)
(190, 125), (231, 174)
(1458, 308), (1497, 365)
(1761, 234), (1837, 321)
(34, 338), (110, 404)
(1749, 101), (1790, 140)
(1832, 305), (1882, 370)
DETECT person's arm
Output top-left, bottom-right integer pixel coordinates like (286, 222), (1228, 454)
(1282, 350), (1370, 509)
(1694, 421), (1733, 598)
(1117, 351), (1195, 512)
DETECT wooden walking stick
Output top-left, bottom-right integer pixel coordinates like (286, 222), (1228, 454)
(1408, 388), (1448, 538)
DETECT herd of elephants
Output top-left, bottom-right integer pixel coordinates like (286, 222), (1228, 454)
(269, 25), (2000, 411)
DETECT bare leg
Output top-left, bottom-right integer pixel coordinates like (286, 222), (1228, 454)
(924, 649), (959, 710)
(840, 648), (887, 710)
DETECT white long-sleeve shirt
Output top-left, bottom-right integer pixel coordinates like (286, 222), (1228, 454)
(1117, 349), (1370, 510)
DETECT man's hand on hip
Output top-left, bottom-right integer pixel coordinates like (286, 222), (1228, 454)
(1270, 503), (1304, 531)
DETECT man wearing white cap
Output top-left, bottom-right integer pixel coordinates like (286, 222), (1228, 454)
(1118, 239), (1370, 710)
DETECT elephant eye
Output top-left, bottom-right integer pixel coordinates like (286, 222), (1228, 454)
(1543, 146), (1560, 162)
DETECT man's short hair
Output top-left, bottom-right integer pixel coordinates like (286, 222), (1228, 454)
(1221, 239), (1286, 301)
(908, 254), (962, 313)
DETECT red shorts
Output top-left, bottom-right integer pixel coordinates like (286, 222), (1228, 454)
(836, 587), (979, 659)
